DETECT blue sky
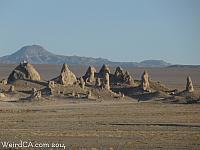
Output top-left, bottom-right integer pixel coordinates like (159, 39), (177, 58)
(0, 0), (199, 64)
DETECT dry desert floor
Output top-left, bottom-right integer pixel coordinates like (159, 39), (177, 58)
(0, 65), (200, 150)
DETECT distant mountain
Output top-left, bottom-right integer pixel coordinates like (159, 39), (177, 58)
(139, 60), (171, 67)
(0, 45), (111, 65)
(168, 65), (200, 68)
(0, 45), (171, 67)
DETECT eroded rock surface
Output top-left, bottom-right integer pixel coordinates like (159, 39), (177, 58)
(8, 61), (41, 83)
(52, 64), (77, 86)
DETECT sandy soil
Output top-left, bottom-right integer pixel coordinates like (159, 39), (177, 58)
(0, 99), (200, 150)
(0, 65), (200, 150)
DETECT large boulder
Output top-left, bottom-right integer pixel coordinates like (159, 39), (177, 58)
(186, 76), (194, 92)
(7, 61), (41, 83)
(52, 64), (77, 86)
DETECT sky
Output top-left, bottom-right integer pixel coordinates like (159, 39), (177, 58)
(0, 0), (199, 65)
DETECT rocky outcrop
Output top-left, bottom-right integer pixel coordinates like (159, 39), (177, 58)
(43, 87), (54, 96)
(124, 71), (134, 85)
(29, 88), (42, 100)
(52, 64), (77, 86)
(7, 61), (41, 83)
(48, 80), (55, 88)
(79, 77), (85, 89)
(84, 66), (96, 83)
(8, 85), (15, 93)
(113, 66), (134, 85)
(95, 78), (101, 87)
(98, 64), (110, 78)
(141, 71), (150, 91)
(102, 72), (110, 90)
(86, 90), (92, 99)
(114, 66), (124, 81)
(186, 76), (194, 92)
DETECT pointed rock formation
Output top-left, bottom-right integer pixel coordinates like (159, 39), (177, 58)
(52, 64), (77, 86)
(186, 76), (194, 92)
(113, 66), (134, 85)
(7, 61), (41, 83)
(84, 66), (96, 83)
(114, 66), (124, 81)
(79, 77), (85, 89)
(95, 78), (101, 87)
(141, 70), (150, 91)
(98, 64), (110, 78)
(103, 72), (110, 90)
(124, 71), (134, 85)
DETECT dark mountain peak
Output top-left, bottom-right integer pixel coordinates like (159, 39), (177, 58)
(13, 45), (53, 56)
(0, 45), (172, 67)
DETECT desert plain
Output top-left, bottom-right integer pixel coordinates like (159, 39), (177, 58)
(0, 64), (200, 150)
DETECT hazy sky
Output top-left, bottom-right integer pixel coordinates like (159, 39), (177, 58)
(0, 0), (199, 64)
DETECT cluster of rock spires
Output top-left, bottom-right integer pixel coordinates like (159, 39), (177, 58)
(0, 61), (198, 103)
(83, 64), (134, 89)
(113, 66), (134, 85)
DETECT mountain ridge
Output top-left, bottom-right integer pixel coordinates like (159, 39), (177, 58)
(0, 45), (171, 67)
